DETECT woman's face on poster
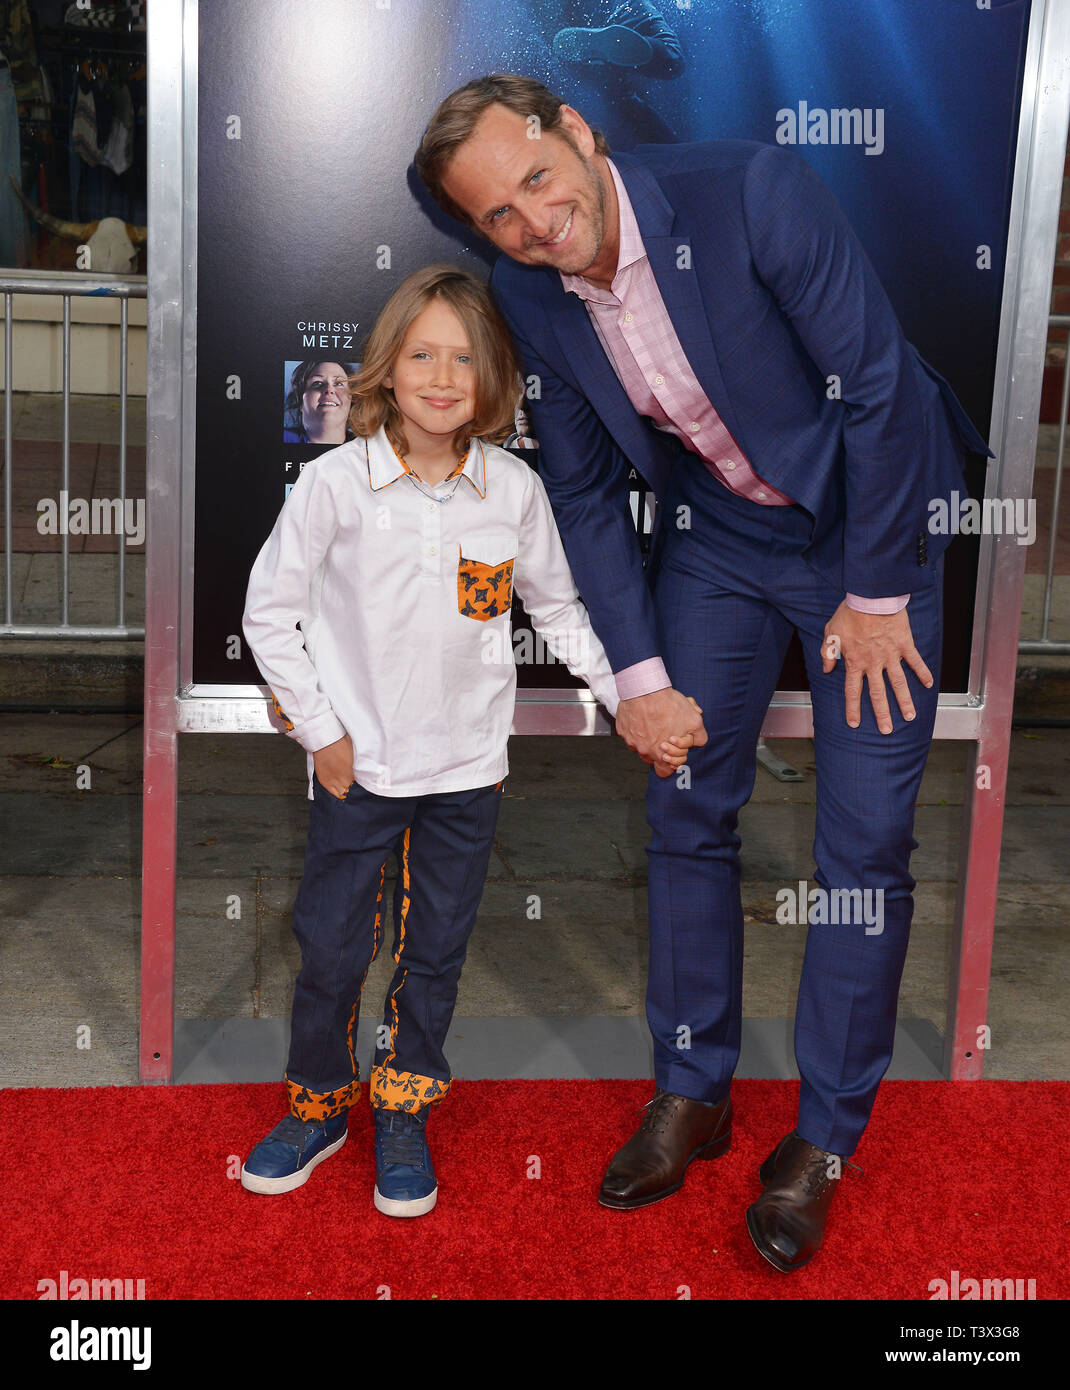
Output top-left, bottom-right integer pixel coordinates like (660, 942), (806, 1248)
(301, 362), (351, 441)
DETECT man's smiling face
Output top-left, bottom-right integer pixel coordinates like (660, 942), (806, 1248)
(440, 103), (615, 280)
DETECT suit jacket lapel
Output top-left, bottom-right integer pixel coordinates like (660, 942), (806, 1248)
(548, 275), (674, 483)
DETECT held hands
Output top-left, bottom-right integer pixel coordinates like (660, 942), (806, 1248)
(615, 688), (708, 778)
(821, 600), (933, 734)
(313, 733), (356, 799)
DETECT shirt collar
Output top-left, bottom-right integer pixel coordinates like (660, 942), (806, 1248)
(364, 423), (486, 498)
(559, 158), (647, 303)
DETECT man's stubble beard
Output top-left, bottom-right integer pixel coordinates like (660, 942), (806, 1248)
(524, 148), (608, 277)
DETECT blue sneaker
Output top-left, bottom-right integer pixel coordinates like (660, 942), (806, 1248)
(373, 1108), (437, 1217)
(240, 1111), (348, 1194)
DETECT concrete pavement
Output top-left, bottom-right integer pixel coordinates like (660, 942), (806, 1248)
(0, 713), (1066, 1088)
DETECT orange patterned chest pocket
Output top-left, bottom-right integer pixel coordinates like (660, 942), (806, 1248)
(457, 537), (517, 621)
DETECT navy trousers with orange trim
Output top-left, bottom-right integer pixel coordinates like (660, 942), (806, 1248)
(284, 773), (503, 1122)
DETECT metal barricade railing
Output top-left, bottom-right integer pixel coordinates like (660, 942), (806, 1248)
(1, 282), (1062, 651)
(1019, 312), (1070, 654)
(1, 273), (147, 640)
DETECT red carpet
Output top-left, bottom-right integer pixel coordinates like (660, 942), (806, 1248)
(3, 1079), (1065, 1301)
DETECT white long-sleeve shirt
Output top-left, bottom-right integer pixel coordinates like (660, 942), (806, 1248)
(243, 423), (620, 798)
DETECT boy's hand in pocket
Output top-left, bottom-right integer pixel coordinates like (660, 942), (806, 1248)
(313, 734), (356, 799)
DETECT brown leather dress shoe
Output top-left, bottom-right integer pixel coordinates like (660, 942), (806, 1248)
(745, 1130), (851, 1272)
(598, 1089), (732, 1210)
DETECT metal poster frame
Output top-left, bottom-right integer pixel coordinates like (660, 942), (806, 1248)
(141, 0), (1070, 1082)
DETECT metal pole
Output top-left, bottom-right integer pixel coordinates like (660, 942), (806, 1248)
(4, 292), (12, 627)
(1038, 330), (1068, 642)
(140, 0), (186, 1082)
(0, 623), (145, 638)
(61, 294), (70, 628)
(118, 297), (128, 626)
(0, 273), (144, 296)
(944, 0), (1070, 1081)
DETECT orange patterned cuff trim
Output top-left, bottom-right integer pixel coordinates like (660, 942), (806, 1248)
(286, 1075), (362, 1122)
(369, 1065), (450, 1112)
(270, 692), (294, 732)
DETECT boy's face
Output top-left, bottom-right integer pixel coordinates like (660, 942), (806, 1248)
(385, 299), (476, 449)
(440, 103), (610, 279)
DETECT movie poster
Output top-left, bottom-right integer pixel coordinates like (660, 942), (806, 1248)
(193, 0), (1031, 692)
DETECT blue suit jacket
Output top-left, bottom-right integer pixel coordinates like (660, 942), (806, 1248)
(489, 139), (992, 676)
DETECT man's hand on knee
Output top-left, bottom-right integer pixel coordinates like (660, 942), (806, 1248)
(822, 601), (933, 735)
(615, 688), (707, 777)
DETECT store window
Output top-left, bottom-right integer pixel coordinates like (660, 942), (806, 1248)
(1, 1), (146, 274)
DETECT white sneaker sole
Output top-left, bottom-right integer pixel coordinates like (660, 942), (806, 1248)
(373, 1183), (438, 1217)
(240, 1130), (347, 1194)
(552, 25), (654, 68)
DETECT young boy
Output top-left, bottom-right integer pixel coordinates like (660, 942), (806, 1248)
(240, 264), (691, 1216)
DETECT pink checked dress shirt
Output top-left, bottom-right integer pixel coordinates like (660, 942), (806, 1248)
(559, 159), (909, 702)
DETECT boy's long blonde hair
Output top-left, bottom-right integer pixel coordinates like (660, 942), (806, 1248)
(348, 264), (521, 458)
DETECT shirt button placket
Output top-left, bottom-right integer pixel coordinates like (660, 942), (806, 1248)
(423, 494), (442, 579)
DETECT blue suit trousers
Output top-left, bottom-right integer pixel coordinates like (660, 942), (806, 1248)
(645, 453), (943, 1156)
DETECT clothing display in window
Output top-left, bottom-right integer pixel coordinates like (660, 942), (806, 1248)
(63, 2), (144, 32)
(1, 0), (44, 103)
(0, 48), (26, 268)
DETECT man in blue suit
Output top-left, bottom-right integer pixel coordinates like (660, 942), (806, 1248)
(415, 73), (990, 1272)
